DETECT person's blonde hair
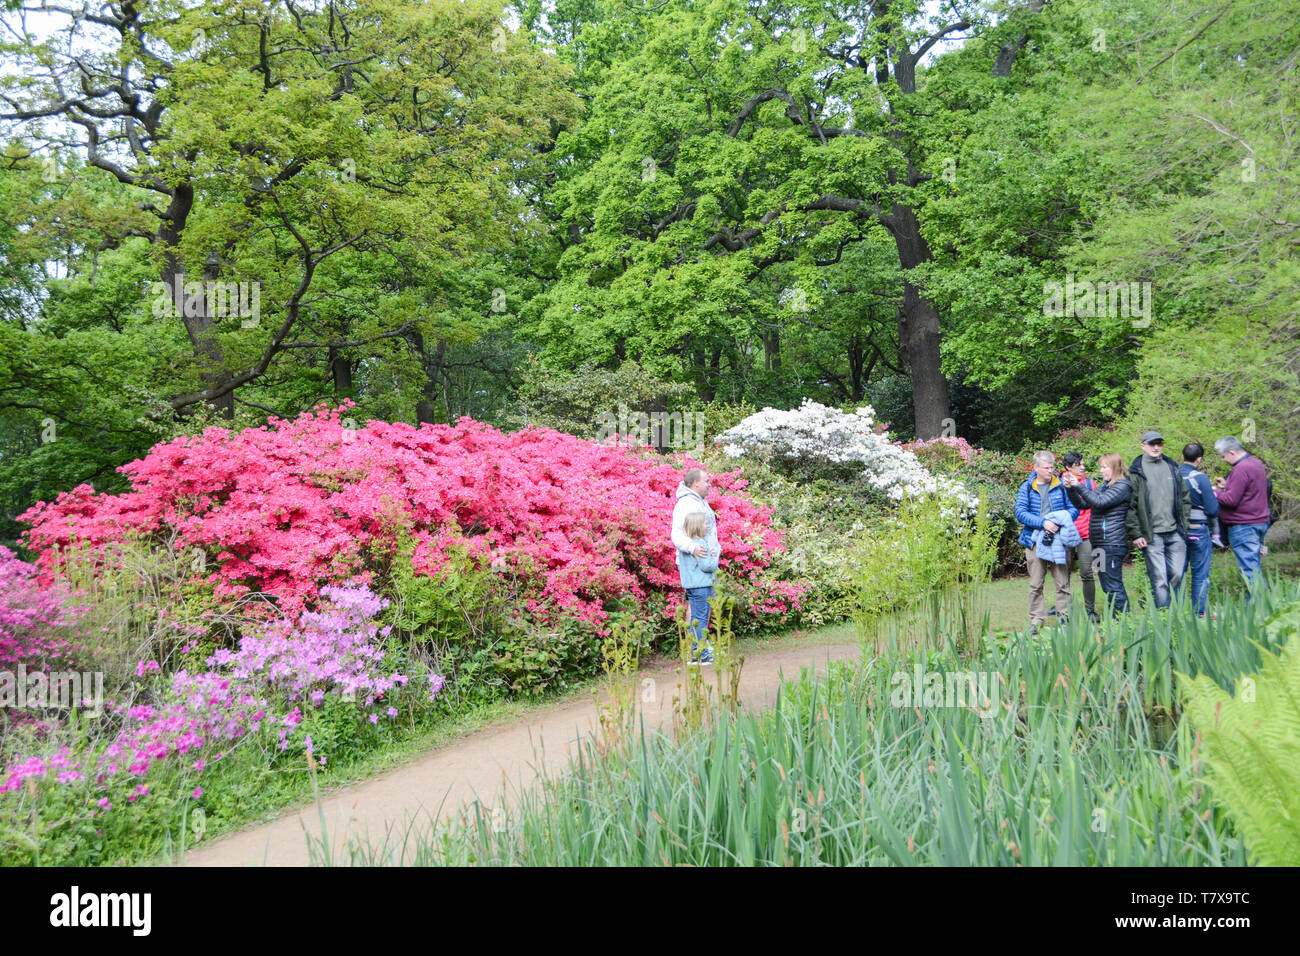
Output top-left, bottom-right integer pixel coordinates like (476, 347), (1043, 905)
(1099, 452), (1126, 479)
(683, 512), (709, 538)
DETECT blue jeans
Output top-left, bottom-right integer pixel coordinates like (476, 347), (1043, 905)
(1226, 522), (1270, 588)
(1097, 547), (1129, 615)
(1179, 525), (1213, 615)
(1142, 531), (1186, 609)
(684, 586), (713, 647)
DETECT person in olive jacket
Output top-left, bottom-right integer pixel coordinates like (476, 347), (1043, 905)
(1125, 432), (1192, 609)
(1063, 452), (1133, 615)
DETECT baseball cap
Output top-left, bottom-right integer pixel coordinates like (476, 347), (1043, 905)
(1140, 431), (1164, 444)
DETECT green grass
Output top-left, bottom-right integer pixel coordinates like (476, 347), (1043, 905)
(320, 572), (1300, 866)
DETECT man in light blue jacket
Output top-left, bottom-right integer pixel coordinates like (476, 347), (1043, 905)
(1015, 451), (1080, 633)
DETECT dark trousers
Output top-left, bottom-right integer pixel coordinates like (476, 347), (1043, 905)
(1178, 525), (1213, 615)
(1097, 546), (1129, 615)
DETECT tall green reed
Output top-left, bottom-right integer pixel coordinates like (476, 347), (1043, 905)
(315, 577), (1297, 866)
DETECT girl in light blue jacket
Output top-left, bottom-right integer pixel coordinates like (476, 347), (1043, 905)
(679, 512), (719, 663)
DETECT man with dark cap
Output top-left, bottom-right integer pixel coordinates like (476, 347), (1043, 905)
(1126, 431), (1191, 609)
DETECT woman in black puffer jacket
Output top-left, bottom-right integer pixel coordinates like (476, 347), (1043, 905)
(1064, 452), (1132, 615)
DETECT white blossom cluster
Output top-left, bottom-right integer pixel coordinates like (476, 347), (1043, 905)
(717, 399), (979, 511)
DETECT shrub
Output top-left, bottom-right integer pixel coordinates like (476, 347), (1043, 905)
(899, 444), (1031, 576)
(717, 400), (976, 509)
(850, 493), (998, 654)
(18, 402), (797, 632)
(0, 545), (89, 672)
(510, 355), (697, 438)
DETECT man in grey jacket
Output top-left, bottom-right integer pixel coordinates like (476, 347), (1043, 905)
(1126, 431), (1191, 609)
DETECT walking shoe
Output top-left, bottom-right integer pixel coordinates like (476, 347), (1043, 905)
(686, 642), (715, 666)
(1087, 611), (1101, 624)
(1029, 624), (1041, 636)
(1047, 609), (1057, 616)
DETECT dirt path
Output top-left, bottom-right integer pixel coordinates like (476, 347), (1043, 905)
(180, 636), (863, 866)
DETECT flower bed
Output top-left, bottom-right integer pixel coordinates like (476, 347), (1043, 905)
(20, 402), (800, 631)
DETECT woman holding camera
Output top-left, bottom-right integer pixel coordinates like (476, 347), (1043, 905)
(1063, 453), (1132, 615)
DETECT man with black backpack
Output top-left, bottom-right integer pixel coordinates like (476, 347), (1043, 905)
(1177, 443), (1220, 618)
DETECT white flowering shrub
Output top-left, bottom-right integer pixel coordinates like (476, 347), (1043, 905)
(716, 399), (978, 512)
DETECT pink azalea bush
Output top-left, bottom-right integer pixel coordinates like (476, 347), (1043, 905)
(0, 671), (266, 794)
(0, 583), (430, 796)
(0, 545), (89, 671)
(897, 435), (980, 466)
(18, 401), (800, 630)
(209, 584), (401, 711)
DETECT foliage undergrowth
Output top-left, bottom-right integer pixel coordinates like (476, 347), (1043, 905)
(323, 577), (1300, 866)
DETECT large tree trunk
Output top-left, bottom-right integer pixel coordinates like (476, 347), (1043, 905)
(329, 346), (353, 397)
(405, 327), (442, 424)
(160, 185), (235, 419)
(888, 204), (950, 439)
(847, 330), (867, 402)
(764, 327), (781, 371)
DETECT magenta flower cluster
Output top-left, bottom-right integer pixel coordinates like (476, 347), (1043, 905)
(0, 583), (445, 796)
(0, 545), (89, 670)
(210, 585), (401, 709)
(1, 668), (268, 794)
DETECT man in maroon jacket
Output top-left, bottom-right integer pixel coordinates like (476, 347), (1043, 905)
(1213, 436), (1271, 588)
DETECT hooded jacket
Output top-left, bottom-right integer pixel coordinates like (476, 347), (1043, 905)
(1067, 477), (1132, 552)
(1126, 453), (1191, 542)
(1033, 509), (1082, 564)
